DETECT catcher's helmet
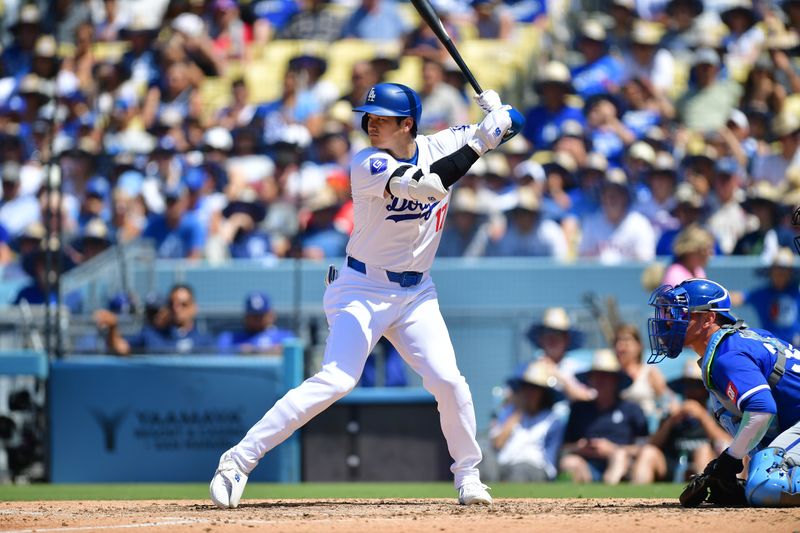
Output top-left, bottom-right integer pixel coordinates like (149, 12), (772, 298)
(647, 278), (737, 364)
(354, 83), (422, 134)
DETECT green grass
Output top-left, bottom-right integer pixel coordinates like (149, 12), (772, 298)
(0, 482), (682, 501)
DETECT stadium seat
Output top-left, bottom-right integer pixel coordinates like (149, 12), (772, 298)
(92, 41), (130, 62)
(384, 55), (423, 91)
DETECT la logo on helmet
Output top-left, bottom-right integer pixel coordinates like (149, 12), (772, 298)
(367, 88), (376, 103)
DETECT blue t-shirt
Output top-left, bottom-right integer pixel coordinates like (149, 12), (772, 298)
(705, 327), (800, 432)
(502, 0), (547, 23)
(143, 213), (206, 259)
(745, 286), (800, 347)
(564, 399), (648, 445)
(495, 403), (566, 477)
(230, 231), (272, 259)
(253, 0), (300, 30)
(137, 325), (216, 354)
(300, 227), (348, 258)
(571, 55), (625, 99)
(589, 129), (625, 167)
(522, 105), (585, 150)
(217, 326), (294, 354)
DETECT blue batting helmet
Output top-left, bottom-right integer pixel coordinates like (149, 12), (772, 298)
(354, 83), (422, 133)
(647, 278), (737, 364)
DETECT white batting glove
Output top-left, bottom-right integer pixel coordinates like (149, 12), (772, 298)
(473, 90), (503, 113)
(468, 105), (512, 155)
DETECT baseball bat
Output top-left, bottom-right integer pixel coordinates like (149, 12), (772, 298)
(409, 0), (524, 141)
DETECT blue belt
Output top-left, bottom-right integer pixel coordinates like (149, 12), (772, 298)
(347, 256), (423, 288)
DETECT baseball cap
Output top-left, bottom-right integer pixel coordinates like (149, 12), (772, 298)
(715, 157), (742, 177)
(183, 167), (207, 192)
(244, 291), (270, 315)
(693, 47), (720, 67)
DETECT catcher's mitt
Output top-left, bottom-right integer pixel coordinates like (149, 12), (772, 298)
(679, 472), (747, 508)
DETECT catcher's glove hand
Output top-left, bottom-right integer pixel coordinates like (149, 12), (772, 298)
(679, 452), (747, 508)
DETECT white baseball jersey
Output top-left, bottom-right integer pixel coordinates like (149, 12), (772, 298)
(347, 125), (477, 273)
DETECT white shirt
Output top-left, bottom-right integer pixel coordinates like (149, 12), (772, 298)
(347, 125), (476, 272)
(579, 209), (656, 264)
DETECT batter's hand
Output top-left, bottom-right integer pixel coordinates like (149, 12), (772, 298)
(473, 90), (502, 113)
(468, 105), (512, 155)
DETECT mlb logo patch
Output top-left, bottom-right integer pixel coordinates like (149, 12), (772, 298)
(370, 158), (388, 175)
(726, 381), (738, 402)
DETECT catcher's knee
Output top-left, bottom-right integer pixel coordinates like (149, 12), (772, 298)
(745, 447), (800, 507)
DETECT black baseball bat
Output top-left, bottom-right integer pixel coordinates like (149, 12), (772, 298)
(409, 0), (483, 94)
(409, 0), (524, 141)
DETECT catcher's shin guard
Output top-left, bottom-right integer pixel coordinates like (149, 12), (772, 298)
(746, 447), (800, 507)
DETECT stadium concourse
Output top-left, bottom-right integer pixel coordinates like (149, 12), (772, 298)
(1, 498), (799, 532)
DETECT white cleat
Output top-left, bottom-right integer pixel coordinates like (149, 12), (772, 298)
(209, 449), (249, 509)
(458, 482), (493, 506)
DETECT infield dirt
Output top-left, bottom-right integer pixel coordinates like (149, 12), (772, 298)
(1, 498), (798, 532)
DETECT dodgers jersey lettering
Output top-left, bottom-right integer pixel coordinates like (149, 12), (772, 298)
(703, 328), (800, 432)
(347, 125), (477, 273)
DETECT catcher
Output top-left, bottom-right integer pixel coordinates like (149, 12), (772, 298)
(648, 278), (800, 507)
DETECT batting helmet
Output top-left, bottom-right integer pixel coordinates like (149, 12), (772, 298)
(647, 278), (737, 363)
(354, 83), (422, 134)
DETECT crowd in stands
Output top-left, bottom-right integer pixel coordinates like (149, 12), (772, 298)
(0, 1), (799, 351)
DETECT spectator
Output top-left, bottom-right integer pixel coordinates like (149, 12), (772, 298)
(584, 94), (635, 167)
(253, 67), (324, 144)
(741, 247), (800, 347)
(340, 0), (409, 42)
(676, 48), (743, 132)
(559, 348), (649, 484)
(608, 0), (637, 53)
(522, 61), (584, 150)
(471, 0), (513, 41)
(253, 0), (301, 44)
(630, 360), (730, 484)
(620, 78), (674, 140)
(96, 284), (214, 355)
(78, 177), (111, 229)
(72, 218), (113, 264)
(215, 78), (256, 130)
(538, 149), (577, 222)
(14, 241), (80, 311)
(142, 61), (203, 131)
(661, 0), (703, 54)
(751, 112), (800, 187)
(418, 59), (469, 134)
(733, 181), (793, 260)
(524, 307), (594, 402)
(622, 20), (675, 95)
(655, 182), (708, 257)
(486, 187), (568, 259)
(217, 189), (273, 260)
(119, 18), (161, 93)
(490, 359), (566, 481)
(707, 157), (751, 255)
(402, 7), (458, 62)
(634, 152), (678, 237)
(567, 152), (608, 223)
(1, 4), (42, 79)
(94, 0), (129, 42)
(720, 0), (764, 69)
(579, 169), (656, 264)
(662, 224), (714, 286)
(739, 55), (785, 121)
(143, 183), (206, 259)
(571, 20), (625, 100)
(613, 323), (671, 422)
(297, 186), (347, 259)
(170, 12), (225, 76)
(278, 0), (343, 41)
(210, 0), (253, 61)
(287, 54), (339, 111)
(0, 161), (39, 237)
(217, 291), (294, 355)
(438, 187), (491, 257)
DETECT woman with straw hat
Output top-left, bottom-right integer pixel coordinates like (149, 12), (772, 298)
(490, 359), (566, 482)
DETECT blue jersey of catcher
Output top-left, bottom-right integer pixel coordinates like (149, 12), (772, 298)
(700, 326), (800, 433)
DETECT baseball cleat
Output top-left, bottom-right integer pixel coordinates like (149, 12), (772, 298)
(209, 449), (249, 509)
(458, 482), (493, 506)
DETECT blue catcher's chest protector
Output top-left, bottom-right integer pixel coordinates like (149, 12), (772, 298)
(700, 323), (798, 429)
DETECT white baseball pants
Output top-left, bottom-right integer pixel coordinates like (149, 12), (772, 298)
(230, 264), (483, 487)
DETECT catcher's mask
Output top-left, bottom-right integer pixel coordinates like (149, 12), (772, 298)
(647, 278), (736, 364)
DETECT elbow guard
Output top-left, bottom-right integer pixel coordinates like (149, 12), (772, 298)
(388, 165), (448, 203)
(429, 144), (480, 189)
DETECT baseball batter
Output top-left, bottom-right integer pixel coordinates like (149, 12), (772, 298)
(210, 83), (515, 508)
(649, 278), (800, 507)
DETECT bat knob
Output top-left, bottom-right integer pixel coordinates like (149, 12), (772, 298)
(501, 107), (525, 145)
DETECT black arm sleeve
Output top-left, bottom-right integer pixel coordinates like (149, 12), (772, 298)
(429, 144), (480, 189)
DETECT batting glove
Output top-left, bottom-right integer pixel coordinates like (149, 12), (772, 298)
(468, 105), (512, 155)
(473, 90), (502, 113)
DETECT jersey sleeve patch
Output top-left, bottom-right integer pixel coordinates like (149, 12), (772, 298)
(369, 157), (388, 175)
(726, 381), (738, 403)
